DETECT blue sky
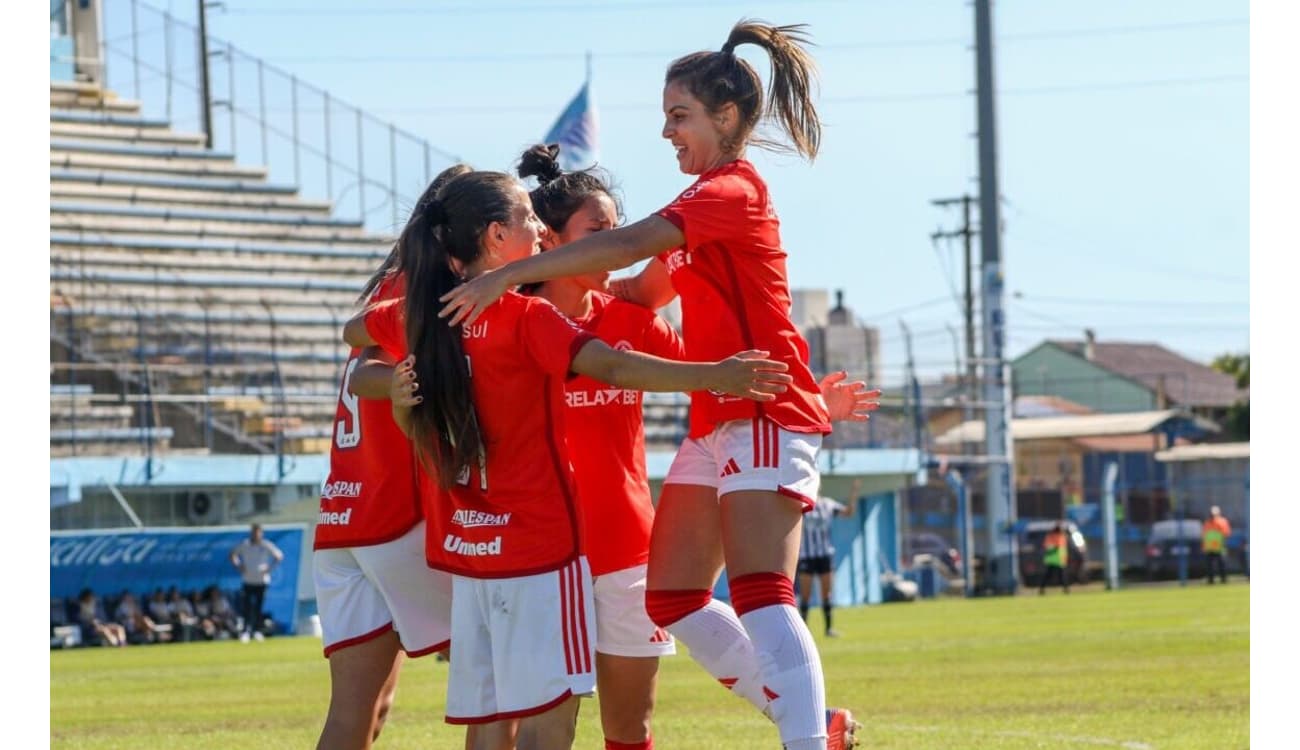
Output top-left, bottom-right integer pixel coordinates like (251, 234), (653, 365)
(135, 0), (1248, 384)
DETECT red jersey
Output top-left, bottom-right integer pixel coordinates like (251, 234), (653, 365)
(315, 275), (421, 550)
(562, 293), (685, 576)
(655, 159), (830, 439)
(366, 290), (597, 578)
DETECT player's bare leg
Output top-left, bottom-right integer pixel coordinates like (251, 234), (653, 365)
(317, 629), (402, 750)
(595, 652), (660, 746)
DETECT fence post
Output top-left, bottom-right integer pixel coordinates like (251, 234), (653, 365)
(290, 75), (300, 186)
(163, 9), (173, 120)
(131, 0), (140, 99)
(197, 0), (214, 149)
(201, 300), (214, 451)
(356, 110), (366, 221)
(1102, 461), (1120, 590)
(258, 59), (268, 166)
(390, 124), (398, 229)
(944, 469), (973, 597)
(323, 92), (333, 202)
(66, 305), (79, 456)
(260, 301), (285, 480)
(227, 42), (236, 153)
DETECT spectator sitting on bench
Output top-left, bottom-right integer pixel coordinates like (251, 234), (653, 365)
(76, 589), (126, 647)
(203, 585), (242, 639)
(114, 591), (170, 644)
(167, 587), (202, 642)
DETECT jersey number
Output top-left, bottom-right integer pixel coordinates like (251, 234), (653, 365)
(335, 359), (362, 449)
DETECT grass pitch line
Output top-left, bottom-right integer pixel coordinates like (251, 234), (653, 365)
(879, 722), (1155, 749)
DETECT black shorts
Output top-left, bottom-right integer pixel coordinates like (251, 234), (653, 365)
(798, 556), (833, 576)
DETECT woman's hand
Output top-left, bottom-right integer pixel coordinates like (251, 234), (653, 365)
(438, 269), (511, 327)
(389, 355), (421, 407)
(710, 350), (793, 402)
(820, 371), (881, 423)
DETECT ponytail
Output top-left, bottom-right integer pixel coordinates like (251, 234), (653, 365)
(397, 170), (519, 487)
(358, 163), (474, 304)
(666, 19), (821, 161)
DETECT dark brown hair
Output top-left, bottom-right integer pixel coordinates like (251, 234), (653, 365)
(516, 143), (622, 232)
(358, 163), (473, 303)
(399, 170), (521, 486)
(665, 19), (821, 160)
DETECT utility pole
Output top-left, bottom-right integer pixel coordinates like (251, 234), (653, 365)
(930, 193), (977, 416)
(975, 0), (1017, 594)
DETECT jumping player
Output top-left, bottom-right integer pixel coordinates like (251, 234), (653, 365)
(344, 169), (794, 750)
(436, 21), (860, 750)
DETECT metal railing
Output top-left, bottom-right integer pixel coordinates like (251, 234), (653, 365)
(66, 0), (463, 235)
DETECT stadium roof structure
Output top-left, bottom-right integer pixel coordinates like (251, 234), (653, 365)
(933, 409), (1221, 447)
(1155, 442), (1250, 462)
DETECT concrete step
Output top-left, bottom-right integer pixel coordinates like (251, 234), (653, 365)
(51, 247), (374, 279)
(50, 121), (207, 147)
(49, 212), (373, 243)
(49, 183), (335, 215)
(51, 138), (236, 161)
(52, 168), (298, 195)
(50, 110), (171, 129)
(50, 151), (268, 180)
(50, 231), (391, 259)
(49, 201), (357, 228)
(50, 88), (141, 114)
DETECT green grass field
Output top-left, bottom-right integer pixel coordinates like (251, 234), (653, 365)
(51, 583), (1248, 749)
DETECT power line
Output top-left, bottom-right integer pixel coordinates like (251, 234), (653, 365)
(342, 73), (1245, 115)
(1014, 293), (1247, 309)
(226, 0), (860, 16)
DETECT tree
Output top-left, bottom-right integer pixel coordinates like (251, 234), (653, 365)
(1210, 352), (1249, 440)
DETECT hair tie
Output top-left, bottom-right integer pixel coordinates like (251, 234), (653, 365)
(721, 40), (737, 56)
(426, 199), (448, 226)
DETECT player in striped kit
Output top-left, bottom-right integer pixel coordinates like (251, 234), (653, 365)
(797, 493), (854, 638)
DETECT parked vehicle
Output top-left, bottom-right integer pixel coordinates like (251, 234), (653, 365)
(904, 532), (962, 577)
(1145, 519), (1205, 580)
(1018, 520), (1089, 585)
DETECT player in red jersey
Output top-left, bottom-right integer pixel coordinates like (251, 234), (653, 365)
(344, 169), (793, 750)
(437, 22), (861, 750)
(312, 166), (472, 750)
(392, 146), (875, 750)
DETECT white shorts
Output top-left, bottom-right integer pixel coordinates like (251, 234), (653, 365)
(445, 557), (597, 725)
(313, 521), (453, 658)
(593, 564), (677, 658)
(664, 417), (822, 508)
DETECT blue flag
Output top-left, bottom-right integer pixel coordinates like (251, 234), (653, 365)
(544, 82), (598, 171)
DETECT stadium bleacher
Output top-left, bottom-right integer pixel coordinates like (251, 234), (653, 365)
(50, 81), (392, 457)
(49, 80), (690, 458)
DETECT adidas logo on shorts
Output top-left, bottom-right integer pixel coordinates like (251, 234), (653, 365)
(720, 457), (742, 478)
(649, 627), (671, 644)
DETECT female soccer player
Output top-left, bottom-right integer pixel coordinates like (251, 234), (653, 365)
(437, 21), (859, 750)
(313, 167), (468, 750)
(345, 169), (792, 750)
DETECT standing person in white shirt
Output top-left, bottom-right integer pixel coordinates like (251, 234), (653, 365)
(230, 523), (283, 643)
(797, 485), (855, 638)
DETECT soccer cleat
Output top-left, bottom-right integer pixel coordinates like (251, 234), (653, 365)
(826, 707), (862, 750)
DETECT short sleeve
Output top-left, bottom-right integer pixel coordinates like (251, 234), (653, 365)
(520, 298), (598, 376)
(364, 298), (408, 359)
(655, 174), (750, 251)
(642, 313), (686, 361)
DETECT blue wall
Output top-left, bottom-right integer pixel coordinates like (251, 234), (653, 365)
(51, 525), (305, 633)
(714, 491), (899, 607)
